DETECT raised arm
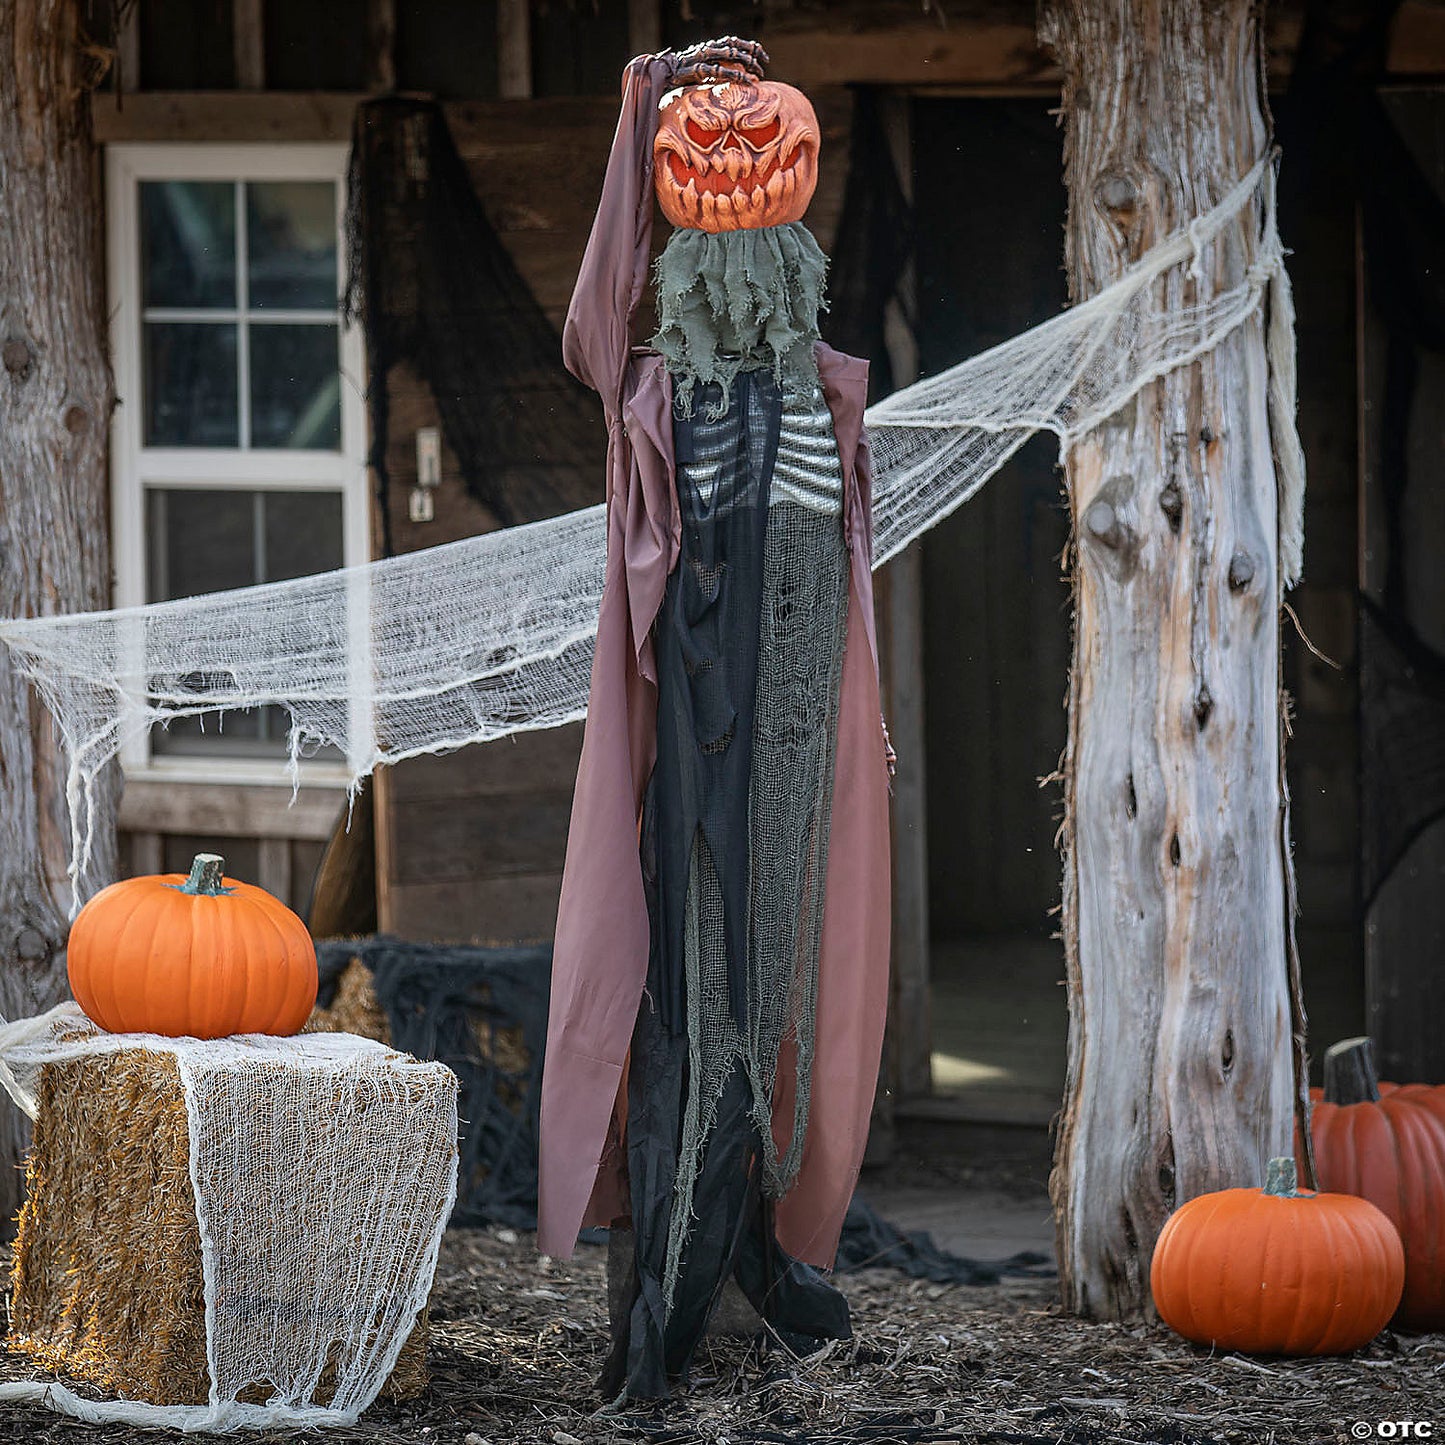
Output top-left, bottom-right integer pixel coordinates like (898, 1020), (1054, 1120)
(562, 38), (768, 414)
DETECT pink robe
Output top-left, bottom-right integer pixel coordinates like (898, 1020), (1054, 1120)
(537, 54), (892, 1271)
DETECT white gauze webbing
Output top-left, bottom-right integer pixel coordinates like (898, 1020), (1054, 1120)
(0, 1004), (458, 1434)
(0, 154), (1303, 905)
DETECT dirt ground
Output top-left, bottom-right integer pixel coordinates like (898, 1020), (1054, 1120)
(1, 1223), (1442, 1445)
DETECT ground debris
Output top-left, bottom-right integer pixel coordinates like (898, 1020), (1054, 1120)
(0, 1227), (1441, 1443)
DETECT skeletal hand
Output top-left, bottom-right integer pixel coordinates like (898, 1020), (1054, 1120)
(670, 36), (769, 87)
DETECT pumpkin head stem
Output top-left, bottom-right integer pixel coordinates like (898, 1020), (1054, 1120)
(180, 853), (227, 896)
(1264, 1156), (1299, 1197)
(1324, 1036), (1382, 1105)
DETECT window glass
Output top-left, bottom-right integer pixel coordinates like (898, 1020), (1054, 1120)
(249, 323), (341, 448)
(246, 182), (338, 309)
(143, 323), (239, 446)
(145, 487), (344, 756)
(140, 178), (340, 451)
(141, 180), (236, 308)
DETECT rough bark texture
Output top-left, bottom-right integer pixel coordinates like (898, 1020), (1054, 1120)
(0, 0), (118, 1228)
(1040, 0), (1296, 1319)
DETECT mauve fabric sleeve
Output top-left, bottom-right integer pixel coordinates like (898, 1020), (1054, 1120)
(561, 54), (675, 413)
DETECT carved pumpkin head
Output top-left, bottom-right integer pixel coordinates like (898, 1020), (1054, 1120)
(653, 80), (820, 233)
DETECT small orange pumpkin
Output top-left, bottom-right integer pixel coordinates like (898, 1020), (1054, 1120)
(1150, 1157), (1404, 1356)
(68, 853), (318, 1039)
(653, 79), (819, 233)
(1296, 1037), (1445, 1332)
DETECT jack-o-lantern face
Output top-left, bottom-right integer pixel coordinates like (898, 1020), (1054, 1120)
(653, 80), (820, 233)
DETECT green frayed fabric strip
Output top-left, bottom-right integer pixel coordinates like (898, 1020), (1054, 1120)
(651, 222), (830, 418)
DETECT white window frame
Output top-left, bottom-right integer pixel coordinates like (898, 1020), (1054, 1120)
(106, 143), (368, 788)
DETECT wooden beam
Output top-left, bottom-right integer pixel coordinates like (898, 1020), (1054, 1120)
(627, 0), (662, 59)
(126, 830), (163, 877)
(756, 3), (1445, 89)
(118, 780), (345, 841)
(233, 0), (265, 90)
(497, 0), (532, 100)
(764, 22), (1060, 89)
(257, 837), (294, 904)
(884, 546), (933, 1099)
(876, 95), (932, 1104)
(372, 763), (397, 935)
(1043, 0), (1295, 1321)
(92, 92), (361, 143)
(115, 0), (140, 92)
(1389, 1), (1445, 74)
(366, 0), (397, 94)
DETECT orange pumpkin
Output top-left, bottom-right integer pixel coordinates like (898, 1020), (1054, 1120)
(68, 853), (318, 1039)
(653, 79), (819, 233)
(1296, 1037), (1445, 1332)
(1150, 1157), (1404, 1355)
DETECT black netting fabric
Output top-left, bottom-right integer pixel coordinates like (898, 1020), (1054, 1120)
(344, 98), (603, 549)
(315, 936), (551, 1229)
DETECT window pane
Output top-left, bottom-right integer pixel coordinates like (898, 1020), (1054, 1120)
(246, 182), (338, 309)
(145, 487), (344, 758)
(265, 490), (347, 580)
(146, 487), (255, 599)
(141, 181), (236, 308)
(249, 323), (341, 449)
(144, 322), (239, 446)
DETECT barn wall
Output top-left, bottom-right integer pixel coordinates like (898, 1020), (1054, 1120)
(91, 1), (1445, 1050)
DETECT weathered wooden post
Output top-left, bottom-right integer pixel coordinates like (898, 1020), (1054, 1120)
(0, 0), (118, 1224)
(1039, 0), (1300, 1318)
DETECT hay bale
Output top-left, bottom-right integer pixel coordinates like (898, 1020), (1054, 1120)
(307, 956), (392, 1043)
(8, 1047), (428, 1406)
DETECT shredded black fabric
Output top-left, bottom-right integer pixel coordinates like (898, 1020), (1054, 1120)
(315, 936), (551, 1229)
(606, 369), (855, 1399)
(836, 1195), (1055, 1285)
(651, 372), (781, 1035)
(343, 98), (603, 550)
(604, 997), (850, 1400)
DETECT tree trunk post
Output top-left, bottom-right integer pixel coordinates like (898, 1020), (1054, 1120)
(0, 0), (118, 1228)
(1039, 0), (1298, 1319)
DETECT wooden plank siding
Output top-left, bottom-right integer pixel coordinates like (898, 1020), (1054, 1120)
(115, 781), (345, 920)
(374, 89), (853, 943)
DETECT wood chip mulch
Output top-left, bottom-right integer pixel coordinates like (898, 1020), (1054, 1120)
(2, 1227), (1441, 1444)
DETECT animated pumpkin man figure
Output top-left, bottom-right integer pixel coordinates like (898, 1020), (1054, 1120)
(537, 38), (892, 1399)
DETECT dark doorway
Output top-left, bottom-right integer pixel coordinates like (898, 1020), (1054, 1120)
(1359, 87), (1445, 1083)
(912, 98), (1071, 1122)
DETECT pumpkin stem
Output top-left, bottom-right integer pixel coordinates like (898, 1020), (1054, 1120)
(1323, 1036), (1382, 1105)
(181, 853), (227, 896)
(1263, 1156), (1298, 1196)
